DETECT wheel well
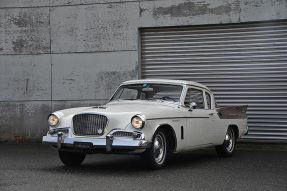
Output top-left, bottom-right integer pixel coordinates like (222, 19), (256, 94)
(157, 125), (177, 153)
(228, 125), (239, 140)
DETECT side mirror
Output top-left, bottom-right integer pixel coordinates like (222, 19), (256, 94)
(189, 102), (197, 111)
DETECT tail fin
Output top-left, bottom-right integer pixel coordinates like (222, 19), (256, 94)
(217, 105), (248, 119)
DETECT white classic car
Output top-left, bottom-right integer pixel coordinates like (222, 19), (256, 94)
(43, 79), (248, 169)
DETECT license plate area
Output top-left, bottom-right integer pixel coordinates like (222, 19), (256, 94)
(74, 142), (93, 149)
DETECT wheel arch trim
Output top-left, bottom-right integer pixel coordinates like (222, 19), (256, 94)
(154, 123), (177, 153)
(228, 124), (239, 140)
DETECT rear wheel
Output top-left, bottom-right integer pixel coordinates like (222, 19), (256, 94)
(142, 128), (167, 170)
(215, 127), (236, 157)
(58, 151), (86, 166)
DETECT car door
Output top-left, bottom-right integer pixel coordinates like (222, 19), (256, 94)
(184, 87), (213, 149)
(204, 90), (220, 144)
(205, 91), (226, 144)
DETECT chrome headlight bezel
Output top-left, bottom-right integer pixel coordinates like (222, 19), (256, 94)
(48, 114), (60, 127)
(131, 115), (146, 129)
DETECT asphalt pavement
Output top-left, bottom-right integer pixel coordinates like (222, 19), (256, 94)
(0, 143), (286, 191)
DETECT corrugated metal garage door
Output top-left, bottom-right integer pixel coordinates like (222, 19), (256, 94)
(140, 20), (287, 142)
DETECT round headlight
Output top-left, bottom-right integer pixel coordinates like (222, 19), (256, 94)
(48, 114), (60, 127)
(131, 115), (145, 129)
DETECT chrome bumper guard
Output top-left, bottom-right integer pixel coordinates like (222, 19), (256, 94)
(42, 130), (150, 152)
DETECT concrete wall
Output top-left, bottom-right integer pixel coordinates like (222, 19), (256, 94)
(0, 0), (286, 142)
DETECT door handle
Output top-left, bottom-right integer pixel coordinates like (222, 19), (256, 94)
(209, 113), (214, 116)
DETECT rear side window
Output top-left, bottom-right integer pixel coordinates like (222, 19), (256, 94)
(184, 88), (205, 109)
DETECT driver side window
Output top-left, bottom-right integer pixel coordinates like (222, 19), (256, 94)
(184, 88), (205, 109)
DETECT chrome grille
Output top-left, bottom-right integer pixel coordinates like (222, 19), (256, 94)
(111, 131), (142, 139)
(58, 129), (69, 134)
(73, 114), (108, 136)
(113, 131), (134, 137)
(48, 128), (69, 135)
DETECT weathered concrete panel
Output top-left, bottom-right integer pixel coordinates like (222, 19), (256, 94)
(139, 0), (241, 27)
(52, 51), (138, 100)
(0, 101), (51, 142)
(239, 0), (287, 22)
(0, 0), (49, 8)
(52, 100), (107, 113)
(140, 0), (287, 27)
(50, 0), (139, 6)
(0, 55), (51, 101)
(50, 2), (139, 53)
(0, 7), (50, 54)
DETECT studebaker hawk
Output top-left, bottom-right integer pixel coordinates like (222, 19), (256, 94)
(43, 79), (248, 169)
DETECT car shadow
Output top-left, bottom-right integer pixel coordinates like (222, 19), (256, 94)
(40, 149), (223, 174)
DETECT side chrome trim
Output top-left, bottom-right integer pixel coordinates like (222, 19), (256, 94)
(147, 117), (209, 120)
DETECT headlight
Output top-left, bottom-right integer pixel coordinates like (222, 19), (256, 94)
(48, 114), (60, 127)
(131, 115), (145, 129)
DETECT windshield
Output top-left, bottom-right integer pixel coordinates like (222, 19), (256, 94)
(110, 83), (183, 103)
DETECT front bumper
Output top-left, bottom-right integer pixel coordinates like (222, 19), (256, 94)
(42, 130), (151, 153)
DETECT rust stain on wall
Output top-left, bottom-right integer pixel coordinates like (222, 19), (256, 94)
(153, 2), (232, 18)
(10, 17), (29, 28)
(0, 8), (50, 54)
(12, 39), (28, 53)
(0, 102), (51, 142)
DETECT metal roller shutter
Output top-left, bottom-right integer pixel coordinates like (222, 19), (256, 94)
(140, 20), (287, 142)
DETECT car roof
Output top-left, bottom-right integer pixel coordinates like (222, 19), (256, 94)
(122, 79), (210, 91)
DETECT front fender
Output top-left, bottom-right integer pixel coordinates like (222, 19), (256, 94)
(125, 118), (181, 152)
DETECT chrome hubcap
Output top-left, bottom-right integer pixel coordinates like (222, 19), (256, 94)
(154, 133), (166, 164)
(225, 129), (234, 152)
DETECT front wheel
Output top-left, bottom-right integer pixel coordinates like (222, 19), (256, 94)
(58, 151), (86, 166)
(142, 128), (167, 170)
(215, 127), (236, 157)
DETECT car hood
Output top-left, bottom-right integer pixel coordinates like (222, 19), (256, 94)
(54, 100), (184, 130)
(89, 100), (182, 119)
